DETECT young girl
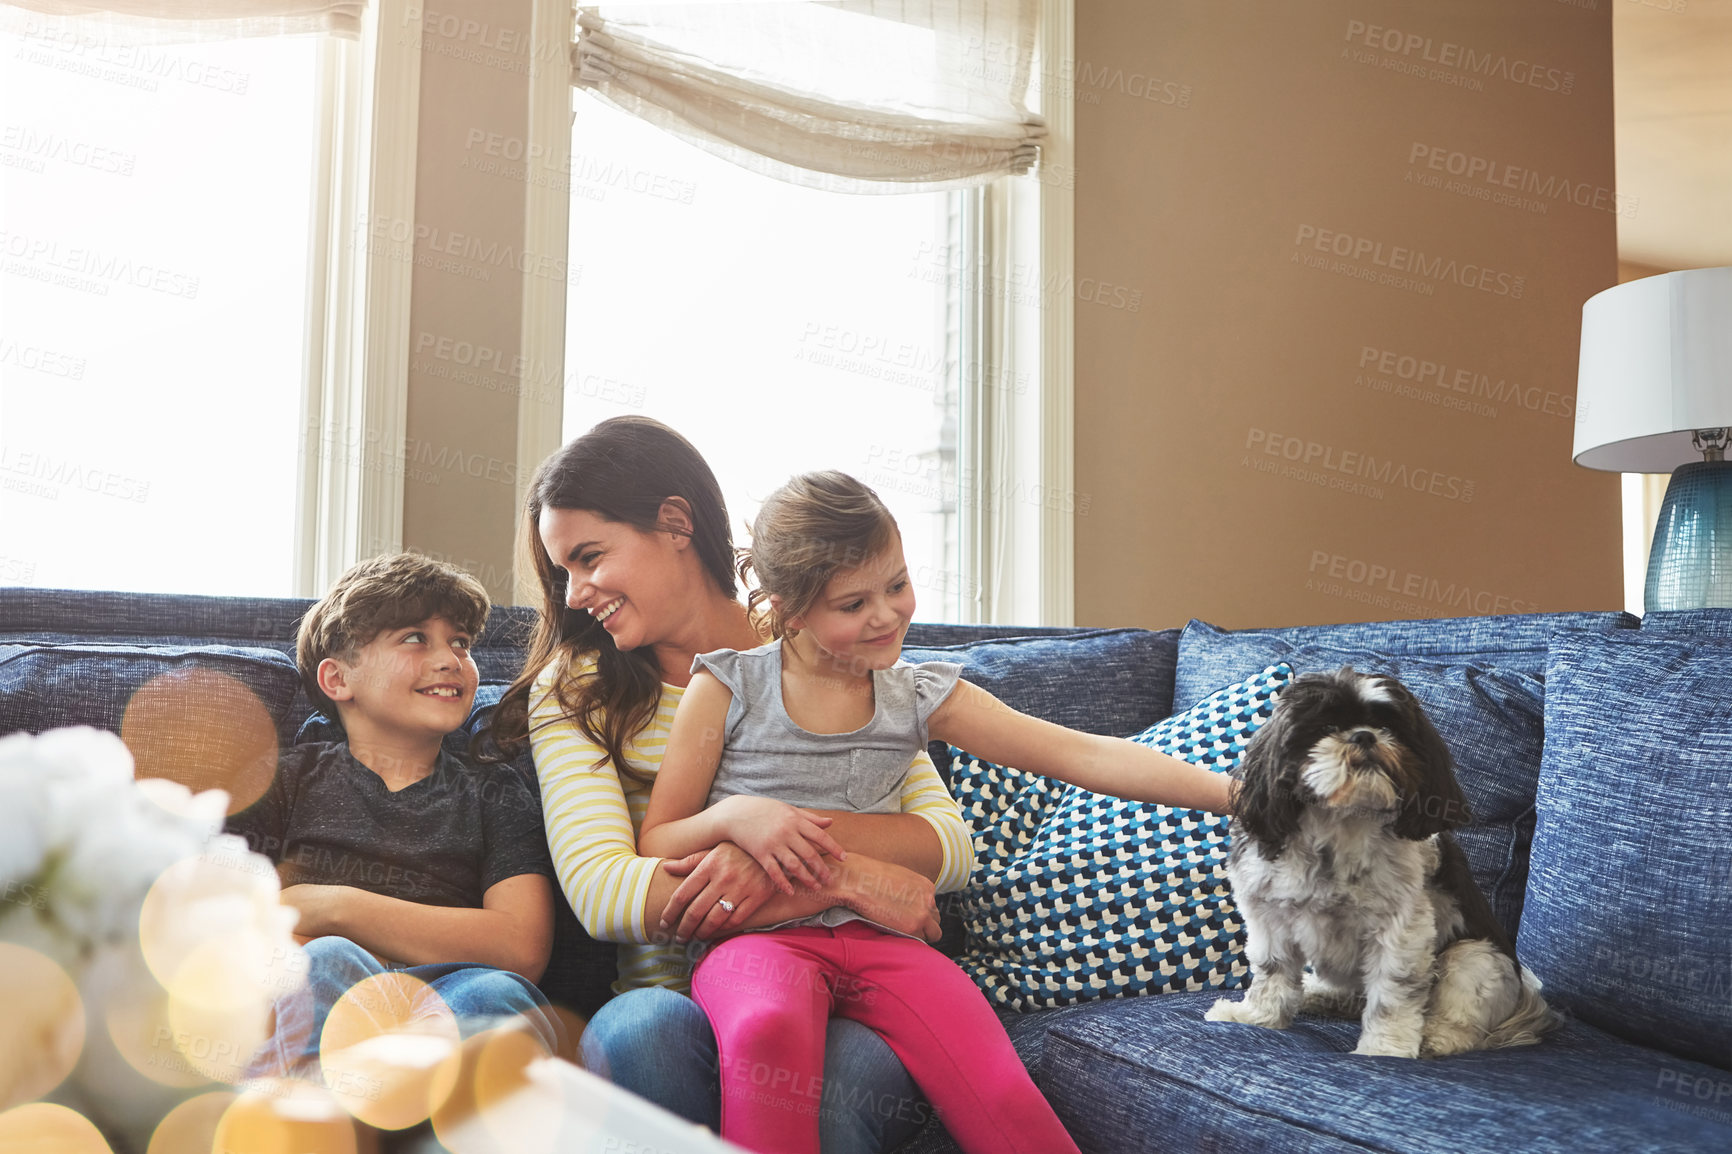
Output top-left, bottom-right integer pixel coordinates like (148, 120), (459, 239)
(638, 471), (1237, 1154)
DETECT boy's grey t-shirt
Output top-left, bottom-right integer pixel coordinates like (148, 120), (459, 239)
(225, 741), (554, 908)
(694, 640), (963, 812)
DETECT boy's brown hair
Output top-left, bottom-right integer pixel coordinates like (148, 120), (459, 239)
(296, 552), (491, 719)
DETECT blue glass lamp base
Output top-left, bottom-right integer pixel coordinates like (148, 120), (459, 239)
(1645, 460), (1732, 611)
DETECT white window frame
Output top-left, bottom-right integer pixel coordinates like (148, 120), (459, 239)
(296, 0), (422, 595)
(513, 0), (1075, 626)
(957, 0), (1075, 627)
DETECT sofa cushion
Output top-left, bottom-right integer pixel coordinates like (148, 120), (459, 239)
(1173, 612), (1635, 710)
(1639, 608), (1732, 638)
(1523, 630), (1732, 1071)
(1033, 989), (1732, 1154)
(948, 664), (1289, 1010)
(0, 641), (305, 810)
(1174, 621), (1545, 942)
(902, 627), (1180, 753)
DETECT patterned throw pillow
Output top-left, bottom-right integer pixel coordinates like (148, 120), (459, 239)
(949, 663), (1292, 1010)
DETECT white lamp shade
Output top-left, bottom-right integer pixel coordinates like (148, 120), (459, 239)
(1574, 267), (1732, 472)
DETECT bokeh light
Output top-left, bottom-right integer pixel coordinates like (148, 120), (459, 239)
(318, 972), (460, 1131)
(138, 854), (301, 1001)
(104, 982), (210, 1090)
(145, 1091), (235, 1154)
(211, 1079), (356, 1154)
(0, 943), (86, 1111)
(430, 1018), (562, 1154)
(545, 1005), (587, 1067)
(121, 669), (279, 814)
(163, 934), (278, 1084)
(0, 1102), (112, 1153)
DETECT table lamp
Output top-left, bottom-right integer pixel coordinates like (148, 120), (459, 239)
(1574, 267), (1732, 611)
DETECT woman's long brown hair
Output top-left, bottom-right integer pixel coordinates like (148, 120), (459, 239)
(487, 416), (738, 785)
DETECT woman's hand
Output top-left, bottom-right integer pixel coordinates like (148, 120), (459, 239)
(657, 842), (780, 944)
(713, 795), (846, 893)
(832, 857), (941, 943)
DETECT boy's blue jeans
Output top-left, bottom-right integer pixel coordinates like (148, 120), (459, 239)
(250, 935), (561, 1076)
(581, 984), (931, 1154)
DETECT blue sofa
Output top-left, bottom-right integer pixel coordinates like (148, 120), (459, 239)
(3, 589), (1729, 1153)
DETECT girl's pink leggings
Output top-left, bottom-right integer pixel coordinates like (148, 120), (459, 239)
(690, 922), (1080, 1154)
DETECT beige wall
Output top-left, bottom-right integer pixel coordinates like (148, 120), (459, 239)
(391, 1), (1627, 623)
(399, 0), (540, 602)
(1073, 0), (1623, 629)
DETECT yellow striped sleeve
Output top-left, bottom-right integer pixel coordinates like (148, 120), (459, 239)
(530, 660), (678, 945)
(898, 746), (976, 894)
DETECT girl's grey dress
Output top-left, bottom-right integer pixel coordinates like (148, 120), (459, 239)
(692, 639), (963, 931)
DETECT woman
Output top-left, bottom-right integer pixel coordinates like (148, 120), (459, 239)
(491, 416), (977, 1153)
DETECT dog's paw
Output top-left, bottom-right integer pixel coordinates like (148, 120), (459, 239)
(1205, 997), (1289, 1029)
(1203, 998), (1239, 1023)
(1352, 1033), (1421, 1059)
(1419, 1021), (1482, 1058)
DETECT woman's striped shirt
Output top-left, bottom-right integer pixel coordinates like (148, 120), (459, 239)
(531, 656), (976, 994)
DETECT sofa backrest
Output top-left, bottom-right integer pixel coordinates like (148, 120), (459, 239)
(0, 587), (540, 744)
(10, 588), (1689, 1027)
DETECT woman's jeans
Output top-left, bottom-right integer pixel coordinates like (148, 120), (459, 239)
(581, 984), (931, 1154)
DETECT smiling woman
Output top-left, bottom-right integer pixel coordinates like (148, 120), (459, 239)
(487, 417), (975, 1152)
(538, 505), (700, 660)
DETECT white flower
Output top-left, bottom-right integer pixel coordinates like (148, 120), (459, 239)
(18, 729), (136, 857)
(1, 729), (306, 1153)
(0, 734), (55, 885)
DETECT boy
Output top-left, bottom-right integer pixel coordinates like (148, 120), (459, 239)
(228, 552), (558, 1074)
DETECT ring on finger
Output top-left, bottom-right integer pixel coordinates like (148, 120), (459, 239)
(718, 898), (736, 913)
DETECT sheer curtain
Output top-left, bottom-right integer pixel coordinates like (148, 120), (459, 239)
(574, 0), (1044, 193)
(0, 1), (361, 43)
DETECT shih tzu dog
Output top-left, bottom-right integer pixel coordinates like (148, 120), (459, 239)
(1205, 667), (1557, 1058)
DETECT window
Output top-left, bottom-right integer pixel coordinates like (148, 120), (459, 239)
(1, 29), (320, 595)
(0, 4), (416, 599)
(561, 96), (968, 620)
(519, 1), (1074, 622)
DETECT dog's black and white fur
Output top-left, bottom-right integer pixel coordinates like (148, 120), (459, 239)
(1205, 667), (1557, 1057)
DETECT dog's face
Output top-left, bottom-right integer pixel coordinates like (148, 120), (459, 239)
(1233, 667), (1468, 858)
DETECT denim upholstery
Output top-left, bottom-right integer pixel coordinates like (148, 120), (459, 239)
(1524, 630), (1732, 1072)
(902, 627), (1180, 743)
(1171, 611), (1637, 710)
(1174, 621), (1547, 941)
(1638, 608), (1732, 637)
(5, 587), (1726, 1152)
(1036, 991), (1732, 1153)
(0, 585), (539, 679)
(0, 641), (304, 745)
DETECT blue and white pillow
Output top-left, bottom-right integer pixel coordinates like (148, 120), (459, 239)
(949, 663), (1291, 1010)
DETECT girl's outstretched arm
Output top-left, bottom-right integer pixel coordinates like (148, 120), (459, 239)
(638, 670), (845, 892)
(929, 680), (1236, 814)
